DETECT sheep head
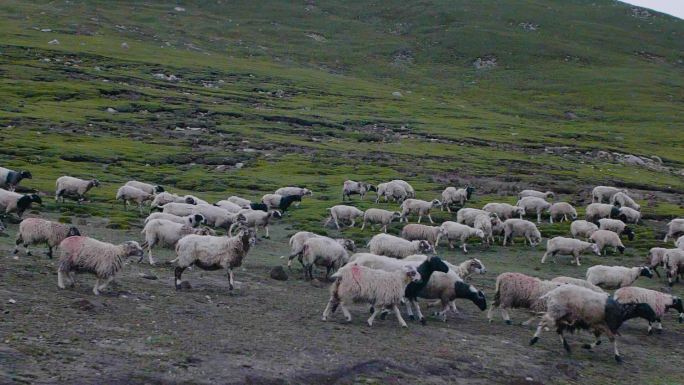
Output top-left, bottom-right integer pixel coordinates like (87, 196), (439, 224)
(465, 186), (475, 200)
(122, 241), (145, 262)
(624, 226), (635, 241)
(67, 227), (81, 237)
(20, 171), (32, 179)
(639, 266), (653, 279)
(454, 281), (487, 311)
(417, 240), (434, 254)
(154, 185), (165, 193)
(665, 297), (684, 323)
(430, 199), (442, 208)
(402, 265), (421, 283)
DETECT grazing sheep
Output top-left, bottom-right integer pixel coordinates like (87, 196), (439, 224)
(646, 247), (669, 278)
(518, 190), (554, 200)
(174, 226), (256, 290)
(55, 176), (100, 203)
(585, 203), (621, 223)
(551, 276), (604, 293)
(151, 192), (186, 208)
(229, 209), (281, 238)
(530, 285), (656, 363)
(441, 186), (474, 212)
(611, 191), (640, 211)
(144, 213), (205, 228)
(0, 167), (32, 191)
(487, 272), (562, 325)
(516, 196), (551, 223)
(0, 189), (42, 217)
(617, 206), (641, 224)
(439, 221), (484, 253)
(361, 208), (402, 232)
(541, 237), (601, 266)
(483, 203), (524, 220)
(141, 219), (215, 265)
(592, 186), (626, 203)
(375, 181), (411, 203)
(301, 237), (350, 280)
(400, 199), (441, 223)
(586, 265), (653, 290)
(456, 208), (495, 227)
(664, 249), (684, 286)
(214, 200), (244, 213)
(124, 180), (164, 195)
(589, 229), (626, 255)
(57, 236), (144, 295)
(614, 287), (683, 334)
(324, 205), (365, 229)
(274, 187), (313, 199)
(401, 224), (446, 249)
(548, 202), (577, 223)
(391, 180), (415, 198)
(502, 219), (542, 247)
(321, 263), (420, 327)
(14, 218), (80, 258)
(367, 233), (433, 259)
(284, 232), (356, 269)
(261, 193), (302, 213)
(598, 218), (635, 240)
(474, 213), (498, 245)
(342, 180), (376, 201)
(226, 196), (252, 209)
(116, 185), (153, 215)
(664, 219), (684, 242)
(570, 220), (599, 240)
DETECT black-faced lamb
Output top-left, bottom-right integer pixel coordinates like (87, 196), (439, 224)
(487, 272), (562, 325)
(324, 205), (364, 229)
(598, 218), (635, 240)
(483, 202), (524, 220)
(502, 219), (542, 246)
(439, 221), (484, 253)
(124, 180), (164, 195)
(0, 167), (32, 191)
(586, 265), (653, 290)
(548, 202), (577, 223)
(401, 224), (446, 249)
(116, 185), (153, 215)
(516, 196), (551, 223)
(570, 220), (598, 240)
(518, 189), (554, 200)
(0, 189), (42, 217)
(589, 229), (626, 255)
(614, 286), (683, 334)
(14, 218), (80, 258)
(367, 233), (433, 259)
(141, 219), (215, 265)
(55, 176), (100, 203)
(441, 186), (474, 212)
(541, 236), (600, 266)
(342, 180), (376, 201)
(361, 208), (401, 232)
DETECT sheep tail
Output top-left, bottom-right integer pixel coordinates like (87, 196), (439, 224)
(493, 276), (502, 306)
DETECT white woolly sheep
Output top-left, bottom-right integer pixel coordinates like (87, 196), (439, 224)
(439, 221), (484, 253)
(441, 186), (474, 212)
(116, 185), (153, 215)
(301, 237), (350, 280)
(646, 247), (669, 278)
(0, 189), (42, 217)
(401, 224), (446, 248)
(611, 191), (640, 211)
(518, 189), (554, 200)
(124, 180), (164, 195)
(375, 181), (411, 203)
(57, 236), (144, 295)
(502, 219), (542, 246)
(342, 180), (376, 201)
(367, 233), (434, 259)
(400, 198), (441, 223)
(284, 232), (356, 269)
(541, 237), (601, 266)
(391, 180), (415, 198)
(614, 286), (683, 334)
(14, 218), (80, 258)
(664, 219), (684, 242)
(456, 208), (496, 227)
(141, 219), (215, 265)
(473, 213), (497, 245)
(324, 205), (365, 229)
(162, 202), (201, 217)
(677, 236), (684, 250)
(592, 186), (626, 203)
(548, 202), (577, 223)
(144, 212), (205, 228)
(361, 208), (401, 232)
(483, 202), (524, 220)
(214, 200), (244, 213)
(589, 229), (626, 255)
(226, 196), (252, 208)
(0, 167), (32, 191)
(598, 218), (635, 240)
(516, 196), (551, 223)
(322, 263), (420, 327)
(274, 186), (313, 198)
(193, 204), (243, 229)
(55, 176), (100, 203)
(151, 192), (187, 208)
(487, 272), (562, 325)
(617, 206), (641, 224)
(664, 249), (684, 286)
(570, 220), (599, 240)
(551, 276), (604, 293)
(229, 209), (281, 238)
(585, 203), (621, 223)
(586, 265), (653, 290)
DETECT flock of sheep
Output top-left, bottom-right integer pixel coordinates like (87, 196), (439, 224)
(2, 166), (684, 364)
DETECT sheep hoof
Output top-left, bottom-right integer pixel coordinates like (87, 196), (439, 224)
(408, 315), (415, 321)
(12, 249), (18, 255)
(581, 344), (592, 350)
(505, 320), (512, 325)
(26, 251), (32, 256)
(420, 318), (427, 326)
(380, 312), (388, 320)
(614, 355), (622, 364)
(321, 317), (327, 322)
(529, 337), (539, 346)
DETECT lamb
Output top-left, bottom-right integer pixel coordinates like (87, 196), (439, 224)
(646, 247), (669, 278)
(57, 236), (144, 295)
(229, 209), (281, 238)
(284, 232), (356, 269)
(124, 180), (164, 195)
(0, 189), (42, 217)
(585, 203), (621, 223)
(361, 208), (402, 232)
(214, 200), (244, 213)
(342, 180), (376, 201)
(55, 176), (100, 203)
(548, 202), (577, 223)
(474, 213), (497, 245)
(367, 233), (434, 259)
(541, 237), (601, 266)
(516, 196), (551, 223)
(585, 265), (653, 290)
(589, 229), (626, 255)
(550, 276), (604, 293)
(441, 186), (474, 212)
(598, 218), (635, 240)
(301, 237), (350, 280)
(483, 203), (524, 220)
(487, 272), (562, 325)
(664, 219), (684, 242)
(321, 263), (420, 327)
(617, 206), (641, 224)
(192, 204), (244, 229)
(116, 185), (153, 215)
(439, 221), (485, 253)
(518, 190), (554, 200)
(226, 196), (252, 209)
(611, 191), (640, 211)
(401, 224), (446, 248)
(456, 208), (496, 227)
(274, 186), (313, 199)
(664, 249), (684, 286)
(592, 186), (626, 203)
(502, 219), (542, 246)
(614, 287), (683, 334)
(14, 218), (80, 258)
(400, 199), (442, 223)
(144, 212), (205, 228)
(530, 284), (656, 363)
(324, 205), (365, 229)
(0, 167), (32, 191)
(261, 194), (302, 212)
(151, 192), (187, 208)
(570, 220), (599, 240)
(141, 219), (215, 265)
(174, 226), (256, 290)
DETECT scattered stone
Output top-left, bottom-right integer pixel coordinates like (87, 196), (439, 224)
(174, 6), (186, 12)
(234, 162), (244, 169)
(152, 73), (179, 82)
(140, 274), (158, 280)
(392, 91), (403, 98)
(631, 7), (651, 18)
(48, 39), (59, 45)
(40, 28), (52, 32)
(121, 42), (129, 49)
(270, 266), (288, 281)
(563, 111), (578, 120)
(8, 299), (16, 304)
(518, 22), (538, 31)
(473, 55), (497, 69)
(305, 33), (326, 42)
(106, 107), (118, 113)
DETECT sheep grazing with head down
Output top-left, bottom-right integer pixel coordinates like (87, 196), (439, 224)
(399, 199), (442, 223)
(342, 180), (376, 201)
(441, 186), (475, 212)
(141, 219), (215, 265)
(322, 263), (421, 327)
(284, 231), (356, 270)
(0, 167), (32, 191)
(516, 196), (551, 223)
(375, 180), (413, 203)
(261, 193), (301, 213)
(598, 218), (635, 241)
(124, 180), (164, 195)
(229, 209), (281, 238)
(617, 206), (641, 224)
(664, 249), (684, 286)
(589, 229), (626, 255)
(592, 186), (626, 203)
(401, 224), (446, 249)
(361, 208), (402, 233)
(174, 225), (256, 290)
(570, 220), (598, 241)
(301, 237), (350, 280)
(551, 276), (604, 293)
(367, 233), (433, 259)
(541, 236), (601, 266)
(586, 265), (653, 290)
(116, 185), (153, 215)
(391, 180), (415, 198)
(456, 208), (496, 227)
(439, 221), (484, 253)
(324, 205), (364, 229)
(614, 286), (683, 334)
(585, 203), (621, 223)
(502, 219), (541, 247)
(664, 219), (684, 242)
(530, 284), (656, 363)
(55, 176), (100, 203)
(0, 189), (42, 217)
(483, 203), (524, 220)
(611, 191), (640, 211)
(474, 213), (499, 245)
(487, 272), (562, 325)
(14, 218), (80, 258)
(548, 202), (577, 223)
(518, 189), (554, 200)
(145, 212), (205, 228)
(57, 236), (144, 295)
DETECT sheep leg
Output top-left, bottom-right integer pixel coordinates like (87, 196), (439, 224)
(334, 217), (341, 230)
(541, 251), (550, 264)
(47, 246), (53, 259)
(361, 221), (366, 230)
(98, 277), (113, 291)
(174, 266), (186, 289)
(486, 304), (497, 323)
(446, 205), (451, 213)
(340, 303), (352, 323)
(417, 215), (422, 223)
(92, 279), (101, 295)
(393, 305), (408, 328)
(462, 241), (468, 254)
(558, 330), (571, 353)
(57, 271), (66, 289)
(500, 308), (512, 325)
(549, 215), (553, 224)
(227, 268), (235, 290)
(68, 272), (76, 286)
(264, 225), (270, 238)
(449, 301), (459, 313)
(530, 315), (552, 345)
(582, 330), (603, 350)
(573, 251), (581, 266)
(411, 300), (426, 325)
(322, 298), (335, 321)
(427, 214), (434, 224)
(404, 300), (415, 320)
(367, 307), (383, 327)
(382, 224), (387, 233)
(147, 246), (156, 266)
(609, 334), (621, 363)
(349, 219), (356, 228)
(521, 315), (537, 326)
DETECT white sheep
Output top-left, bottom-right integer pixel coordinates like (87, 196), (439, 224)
(439, 221), (484, 253)
(184, 195), (208, 206)
(301, 237), (350, 280)
(614, 286), (683, 334)
(677, 236), (684, 250)
(57, 236), (144, 295)
(550, 276), (604, 292)
(418, 257), (487, 315)
(516, 196), (551, 223)
(611, 191), (640, 211)
(342, 180), (376, 201)
(55, 176), (100, 203)
(141, 219), (215, 265)
(116, 185), (153, 215)
(585, 203), (621, 223)
(0, 167), (32, 191)
(161, 202), (199, 217)
(0, 189), (42, 217)
(361, 208), (401, 232)
(214, 200), (244, 213)
(124, 180), (164, 195)
(615, 207), (640, 224)
(589, 229), (626, 255)
(229, 209), (281, 238)
(473, 213), (497, 245)
(518, 189), (554, 200)
(548, 202), (577, 223)
(274, 186), (313, 198)
(151, 192), (188, 208)
(456, 208), (495, 227)
(502, 219), (541, 246)
(324, 205), (365, 229)
(646, 247), (669, 278)
(541, 237), (600, 266)
(367, 233), (434, 259)
(173, 226), (256, 290)
(375, 181), (410, 203)
(401, 224), (446, 248)
(664, 219), (684, 242)
(284, 232), (356, 269)
(441, 186), (474, 212)
(144, 212), (205, 227)
(487, 272), (562, 325)
(586, 265), (653, 290)
(321, 263), (420, 327)
(664, 249), (684, 286)
(570, 220), (598, 240)
(391, 180), (415, 198)
(193, 204), (243, 229)
(226, 196), (252, 208)
(598, 218), (635, 240)
(14, 218), (81, 258)
(592, 186), (626, 203)
(483, 203), (524, 220)
(399, 198), (441, 223)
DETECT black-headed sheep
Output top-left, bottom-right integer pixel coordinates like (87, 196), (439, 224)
(614, 286), (683, 334)
(0, 167), (32, 191)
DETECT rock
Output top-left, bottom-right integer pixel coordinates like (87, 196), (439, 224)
(621, 155), (646, 166)
(234, 162), (244, 169)
(392, 91), (403, 98)
(106, 107), (118, 113)
(564, 111), (578, 120)
(48, 39), (60, 45)
(41, 28), (52, 32)
(140, 274), (158, 280)
(121, 42), (129, 49)
(305, 33), (326, 42)
(473, 55), (497, 69)
(174, 6), (186, 12)
(518, 22), (538, 31)
(215, 165), (230, 172)
(8, 299), (16, 304)
(270, 266), (288, 281)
